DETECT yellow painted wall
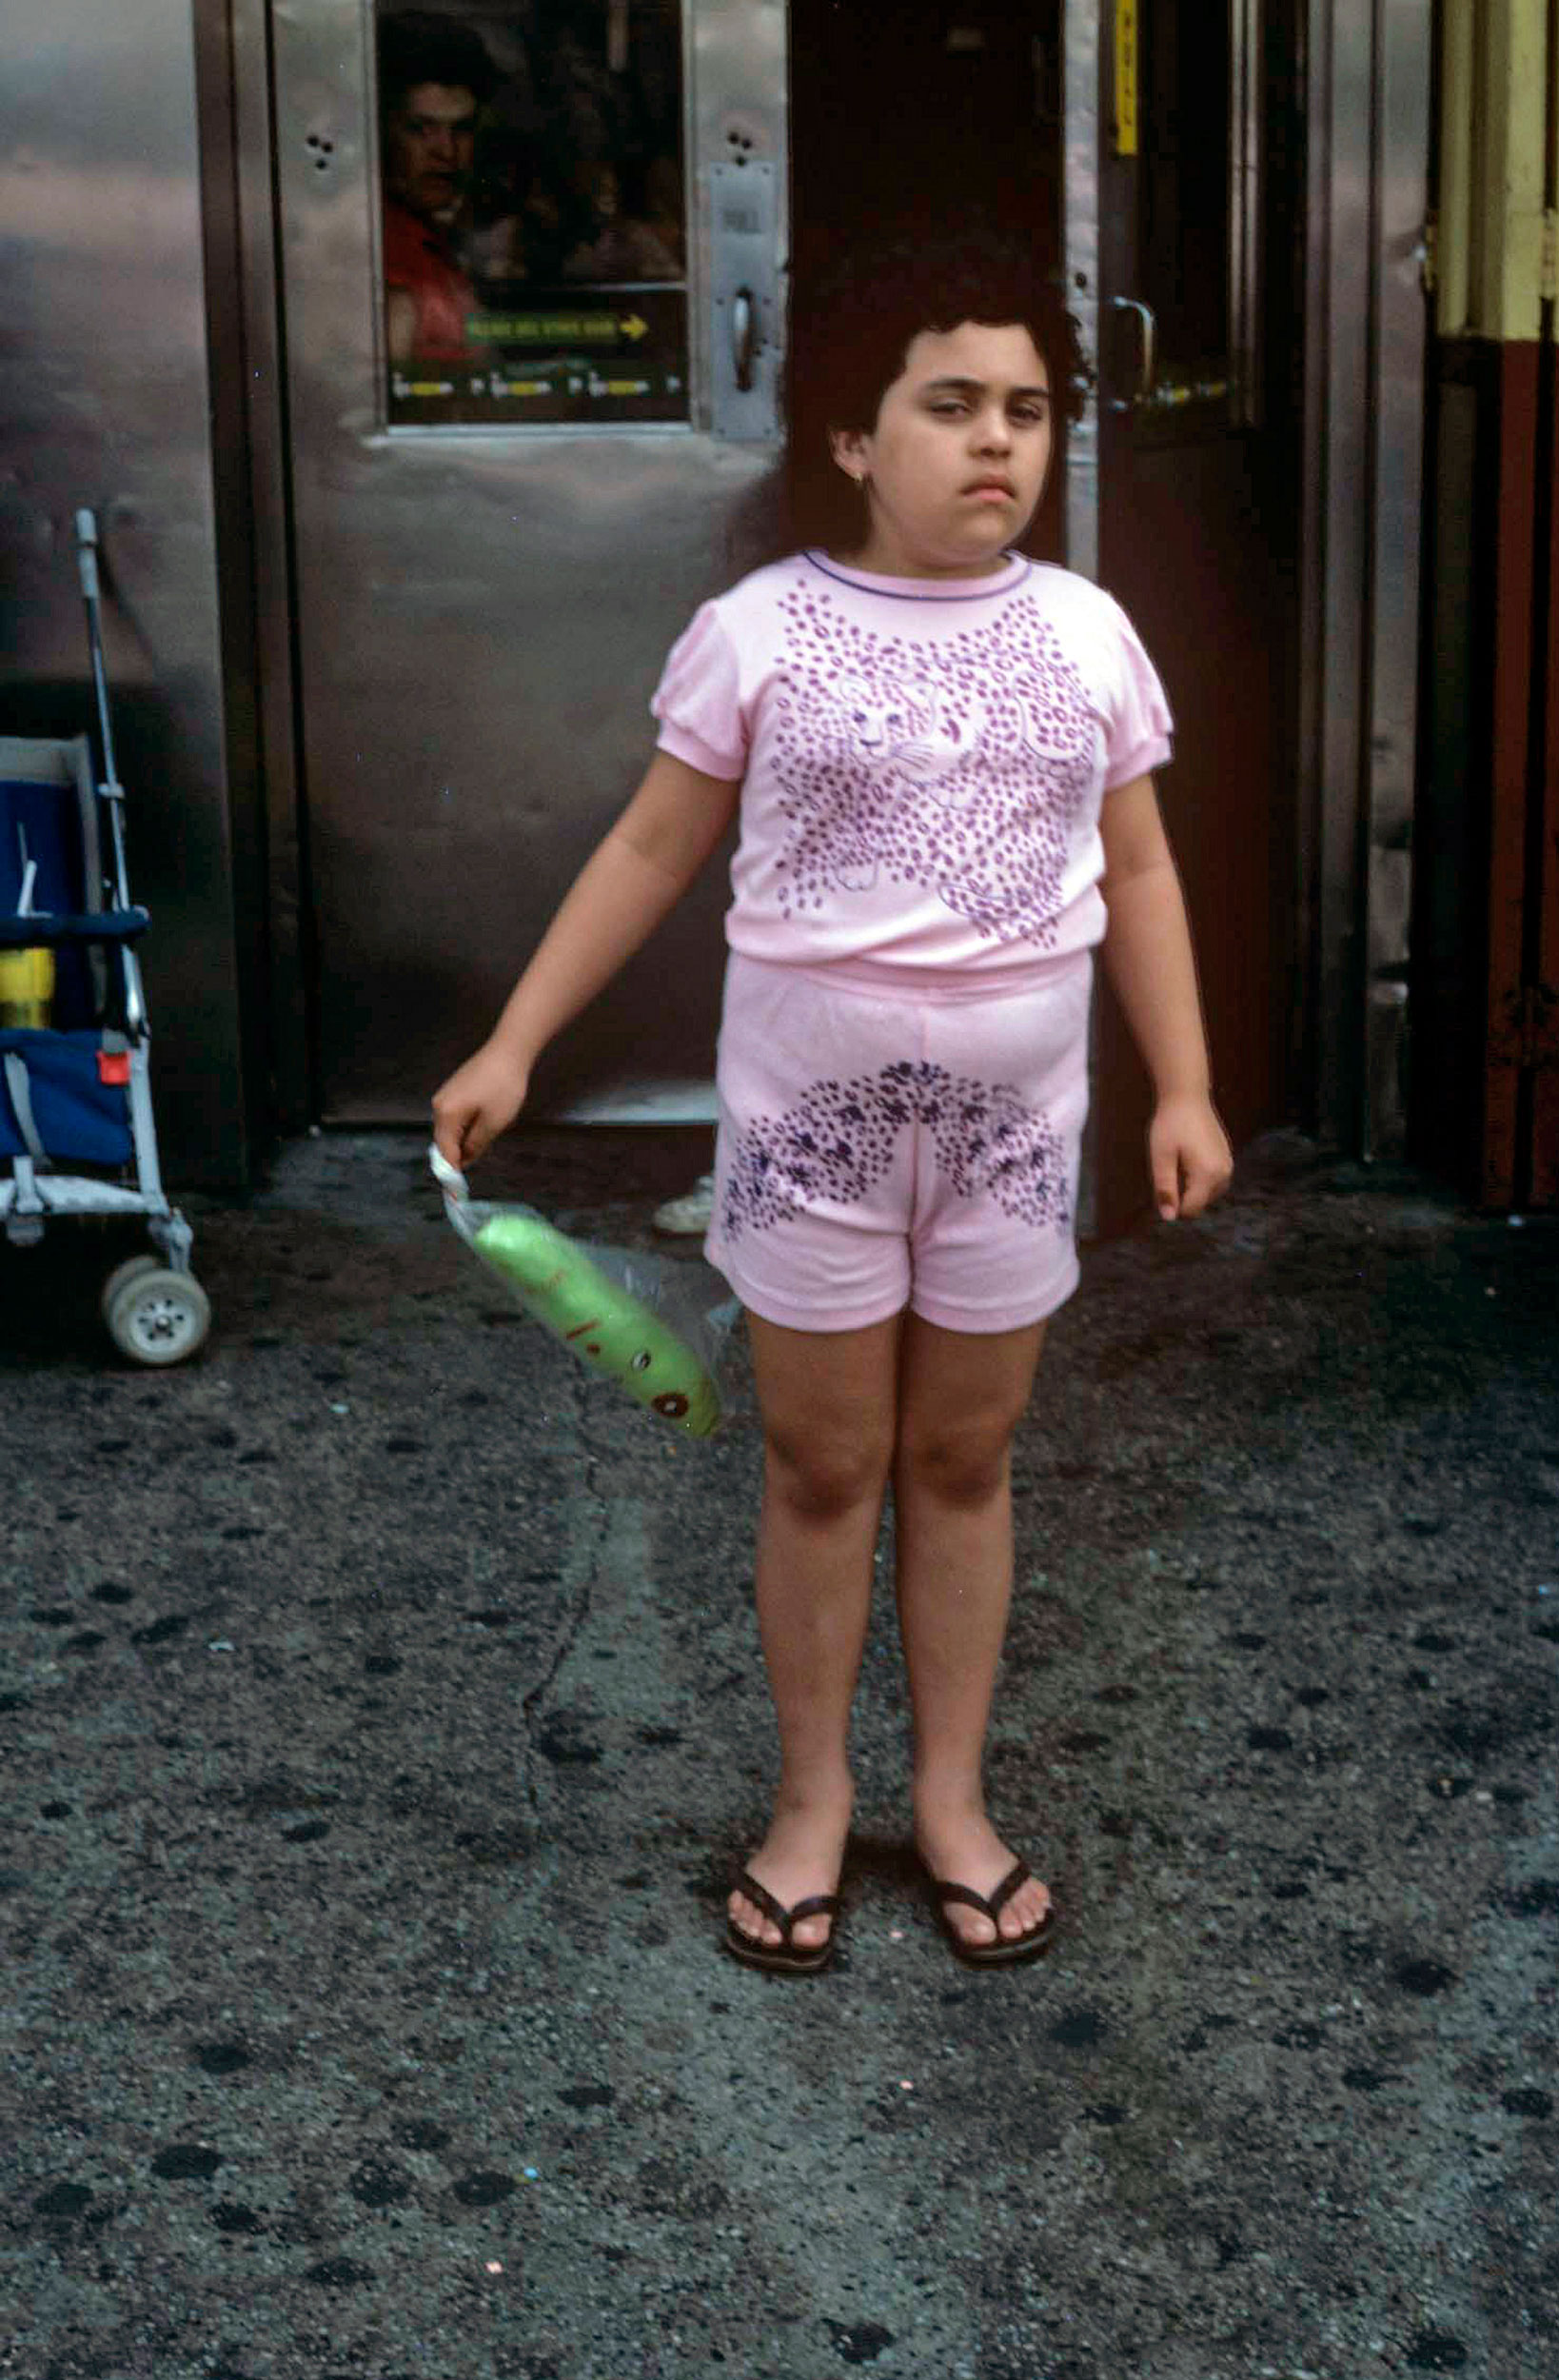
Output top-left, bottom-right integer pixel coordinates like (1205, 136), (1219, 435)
(1437, 0), (1556, 340)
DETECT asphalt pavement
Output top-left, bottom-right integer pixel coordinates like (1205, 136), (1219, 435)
(3, 1124), (1556, 2380)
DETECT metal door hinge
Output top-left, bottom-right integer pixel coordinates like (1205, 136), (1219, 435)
(1419, 214), (1437, 297)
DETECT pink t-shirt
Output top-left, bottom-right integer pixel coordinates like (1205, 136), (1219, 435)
(651, 549), (1173, 976)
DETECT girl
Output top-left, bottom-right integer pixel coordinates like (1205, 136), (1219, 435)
(432, 230), (1233, 1975)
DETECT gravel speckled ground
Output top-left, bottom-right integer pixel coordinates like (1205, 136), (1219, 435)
(2, 1126), (1556, 2380)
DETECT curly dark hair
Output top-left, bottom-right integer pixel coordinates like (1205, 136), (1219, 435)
(378, 10), (500, 113)
(733, 221), (1087, 569)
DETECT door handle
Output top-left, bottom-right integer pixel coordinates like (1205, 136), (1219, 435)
(731, 287), (757, 393)
(1107, 295), (1156, 411)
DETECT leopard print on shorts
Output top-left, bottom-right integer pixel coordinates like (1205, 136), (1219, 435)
(721, 1059), (1070, 1239)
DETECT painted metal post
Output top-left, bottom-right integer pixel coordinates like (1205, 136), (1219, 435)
(1362, 1), (1432, 1162)
(1300, 0), (1430, 1164)
(1472, 1), (1553, 1202)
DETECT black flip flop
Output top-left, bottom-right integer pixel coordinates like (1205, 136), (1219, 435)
(725, 1867), (842, 1975)
(926, 1858), (1056, 1968)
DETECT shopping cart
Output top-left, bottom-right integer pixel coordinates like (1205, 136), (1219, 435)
(0, 510), (210, 1363)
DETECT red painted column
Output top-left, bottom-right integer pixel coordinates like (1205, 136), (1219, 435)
(1481, 345), (1541, 1207)
(1533, 370), (1559, 1207)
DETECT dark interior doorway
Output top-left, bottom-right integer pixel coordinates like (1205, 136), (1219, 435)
(1091, 0), (1304, 1225)
(789, 0), (1067, 564)
(787, 0), (1303, 1231)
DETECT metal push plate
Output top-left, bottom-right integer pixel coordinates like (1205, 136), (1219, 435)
(708, 157), (780, 441)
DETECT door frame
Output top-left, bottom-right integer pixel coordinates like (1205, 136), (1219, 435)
(224, 0), (1434, 1160)
(1061, 0), (1101, 586)
(1298, 0), (1431, 1160)
(1065, 0), (1296, 1229)
(225, 0), (315, 1139)
(1065, 0), (1433, 1169)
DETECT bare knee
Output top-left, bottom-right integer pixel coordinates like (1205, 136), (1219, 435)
(897, 1418), (1016, 1510)
(765, 1423), (893, 1523)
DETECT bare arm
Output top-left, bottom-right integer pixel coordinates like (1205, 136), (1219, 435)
(1098, 774), (1233, 1219)
(431, 750), (740, 1166)
(385, 289), (419, 366)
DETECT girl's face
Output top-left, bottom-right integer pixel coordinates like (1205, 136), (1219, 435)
(828, 320), (1054, 580)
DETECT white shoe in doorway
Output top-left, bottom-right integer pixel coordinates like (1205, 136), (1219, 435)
(652, 1172), (716, 1235)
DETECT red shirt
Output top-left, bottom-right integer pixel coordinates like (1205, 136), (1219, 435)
(384, 199), (476, 362)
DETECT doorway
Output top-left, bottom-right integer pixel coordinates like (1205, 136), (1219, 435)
(265, 0), (1298, 1203)
(1089, 0), (1302, 1221)
(788, 0), (1299, 1225)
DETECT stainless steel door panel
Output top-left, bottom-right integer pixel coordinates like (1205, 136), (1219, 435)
(298, 435), (769, 1121)
(271, 0), (785, 1123)
(0, 1), (248, 1181)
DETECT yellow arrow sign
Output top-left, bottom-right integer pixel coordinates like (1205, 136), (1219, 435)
(468, 310), (654, 347)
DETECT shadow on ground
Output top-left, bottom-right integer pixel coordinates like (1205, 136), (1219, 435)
(2, 1126), (1556, 2379)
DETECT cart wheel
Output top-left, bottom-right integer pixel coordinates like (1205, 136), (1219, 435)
(105, 1267), (212, 1366)
(100, 1254), (163, 1325)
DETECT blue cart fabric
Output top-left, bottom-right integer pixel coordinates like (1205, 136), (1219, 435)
(0, 1030), (133, 1166)
(1, 772), (121, 1032)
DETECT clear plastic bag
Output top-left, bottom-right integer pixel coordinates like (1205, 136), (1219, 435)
(431, 1145), (740, 1437)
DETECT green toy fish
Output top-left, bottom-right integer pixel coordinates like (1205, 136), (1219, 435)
(472, 1210), (721, 1437)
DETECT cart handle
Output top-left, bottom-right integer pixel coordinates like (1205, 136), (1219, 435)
(71, 509), (135, 945)
(74, 509), (121, 800)
(74, 508), (101, 602)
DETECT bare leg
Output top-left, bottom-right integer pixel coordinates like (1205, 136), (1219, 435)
(727, 1312), (900, 1953)
(894, 1314), (1053, 1948)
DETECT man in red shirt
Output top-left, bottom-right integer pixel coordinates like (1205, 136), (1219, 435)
(379, 12), (498, 366)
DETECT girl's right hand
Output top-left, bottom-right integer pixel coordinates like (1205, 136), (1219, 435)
(430, 1040), (531, 1172)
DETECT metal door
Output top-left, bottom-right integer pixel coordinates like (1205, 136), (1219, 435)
(269, 0), (784, 1123)
(1067, 0), (1301, 1222)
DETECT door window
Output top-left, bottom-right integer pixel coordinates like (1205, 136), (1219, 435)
(1109, 0), (1239, 435)
(377, 1), (688, 426)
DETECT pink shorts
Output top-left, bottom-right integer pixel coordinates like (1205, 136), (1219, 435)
(703, 950), (1093, 1335)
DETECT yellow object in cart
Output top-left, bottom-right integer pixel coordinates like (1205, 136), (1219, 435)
(0, 946), (55, 1029)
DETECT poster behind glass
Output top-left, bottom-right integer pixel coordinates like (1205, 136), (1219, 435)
(379, 2), (687, 426)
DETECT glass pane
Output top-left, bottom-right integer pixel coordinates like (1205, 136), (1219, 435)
(1130, 0), (1233, 431)
(378, 2), (687, 426)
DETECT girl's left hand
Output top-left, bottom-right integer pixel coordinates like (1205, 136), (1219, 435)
(1149, 1092), (1234, 1220)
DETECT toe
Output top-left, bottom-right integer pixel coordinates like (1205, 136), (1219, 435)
(999, 1877), (1052, 1940)
(727, 1890), (778, 1947)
